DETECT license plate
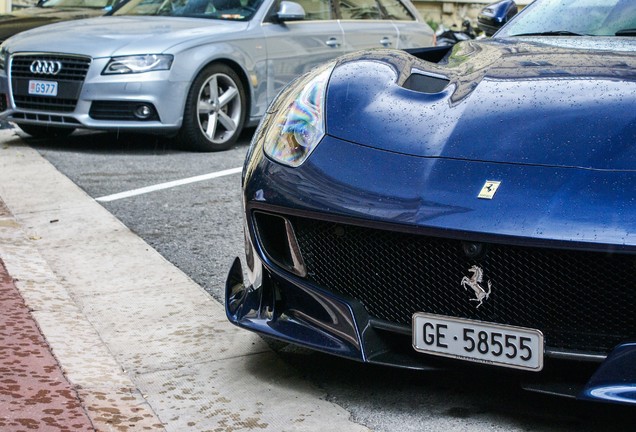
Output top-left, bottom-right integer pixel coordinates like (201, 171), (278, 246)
(412, 313), (544, 371)
(28, 80), (58, 96)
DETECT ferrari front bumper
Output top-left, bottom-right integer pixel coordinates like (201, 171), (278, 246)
(225, 256), (636, 405)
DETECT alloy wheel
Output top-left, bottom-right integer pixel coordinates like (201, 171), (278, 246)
(196, 72), (242, 145)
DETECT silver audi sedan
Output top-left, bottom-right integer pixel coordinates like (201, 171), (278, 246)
(0, 0), (433, 150)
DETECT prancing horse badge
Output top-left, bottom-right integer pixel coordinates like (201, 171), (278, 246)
(478, 180), (501, 199)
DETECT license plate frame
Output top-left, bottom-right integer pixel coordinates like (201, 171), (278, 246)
(412, 313), (544, 371)
(28, 80), (58, 97)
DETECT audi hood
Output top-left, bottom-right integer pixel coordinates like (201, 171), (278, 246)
(325, 38), (636, 172)
(1, 15), (250, 57)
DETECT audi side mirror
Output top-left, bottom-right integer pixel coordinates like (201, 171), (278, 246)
(477, 0), (518, 36)
(276, 1), (306, 22)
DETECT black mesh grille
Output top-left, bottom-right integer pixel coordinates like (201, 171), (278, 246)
(13, 95), (76, 113)
(11, 54), (91, 81)
(286, 216), (636, 355)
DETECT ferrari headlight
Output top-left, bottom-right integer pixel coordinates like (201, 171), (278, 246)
(262, 63), (333, 167)
(102, 54), (173, 75)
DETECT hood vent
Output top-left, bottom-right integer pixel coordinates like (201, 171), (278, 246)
(403, 72), (449, 94)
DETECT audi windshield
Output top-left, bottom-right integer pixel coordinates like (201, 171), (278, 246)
(111, 0), (265, 20)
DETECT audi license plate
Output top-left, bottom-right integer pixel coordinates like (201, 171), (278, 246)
(412, 313), (544, 371)
(28, 80), (58, 96)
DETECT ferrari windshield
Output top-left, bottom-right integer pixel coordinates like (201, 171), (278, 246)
(497, 0), (636, 37)
(112, 0), (264, 20)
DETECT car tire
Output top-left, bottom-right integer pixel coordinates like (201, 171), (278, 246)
(176, 63), (246, 152)
(17, 124), (75, 138)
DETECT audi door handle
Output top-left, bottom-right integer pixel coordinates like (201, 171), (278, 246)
(326, 37), (341, 48)
(380, 37), (392, 47)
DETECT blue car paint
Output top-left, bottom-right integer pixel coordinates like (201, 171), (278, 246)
(582, 343), (636, 404)
(326, 41), (636, 170)
(246, 134), (635, 247)
(228, 37), (636, 404)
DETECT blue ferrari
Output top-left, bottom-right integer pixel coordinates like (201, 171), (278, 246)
(226, 0), (636, 405)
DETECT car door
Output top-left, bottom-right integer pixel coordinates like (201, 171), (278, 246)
(261, 0), (344, 103)
(336, 0), (398, 50)
(379, 0), (434, 48)
(338, 0), (433, 50)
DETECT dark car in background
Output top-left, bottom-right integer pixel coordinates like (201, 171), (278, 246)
(0, 0), (121, 43)
(477, 0), (518, 36)
(227, 0), (636, 405)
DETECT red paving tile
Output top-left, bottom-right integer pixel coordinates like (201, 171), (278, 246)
(0, 258), (94, 432)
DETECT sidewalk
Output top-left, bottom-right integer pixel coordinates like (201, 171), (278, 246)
(0, 130), (369, 432)
(0, 251), (93, 431)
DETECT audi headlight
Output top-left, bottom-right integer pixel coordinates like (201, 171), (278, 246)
(102, 54), (173, 75)
(261, 62), (333, 167)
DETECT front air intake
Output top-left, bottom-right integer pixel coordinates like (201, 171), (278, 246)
(253, 212), (307, 277)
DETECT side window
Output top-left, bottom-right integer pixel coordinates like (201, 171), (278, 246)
(339, 0), (382, 20)
(293, 0), (332, 19)
(376, 0), (413, 20)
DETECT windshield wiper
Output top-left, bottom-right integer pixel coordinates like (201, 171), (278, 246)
(616, 28), (636, 36)
(513, 31), (584, 37)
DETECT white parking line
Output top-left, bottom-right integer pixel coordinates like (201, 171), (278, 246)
(95, 167), (242, 202)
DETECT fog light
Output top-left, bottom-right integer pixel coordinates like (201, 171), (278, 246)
(134, 104), (153, 119)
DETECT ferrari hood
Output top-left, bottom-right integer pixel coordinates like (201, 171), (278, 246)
(325, 38), (636, 171)
(3, 16), (249, 57)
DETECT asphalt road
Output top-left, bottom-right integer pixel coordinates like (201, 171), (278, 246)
(22, 128), (636, 431)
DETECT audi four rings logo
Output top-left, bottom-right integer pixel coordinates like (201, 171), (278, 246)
(30, 60), (62, 75)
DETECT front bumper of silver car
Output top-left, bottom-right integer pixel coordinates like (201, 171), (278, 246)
(0, 54), (189, 133)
